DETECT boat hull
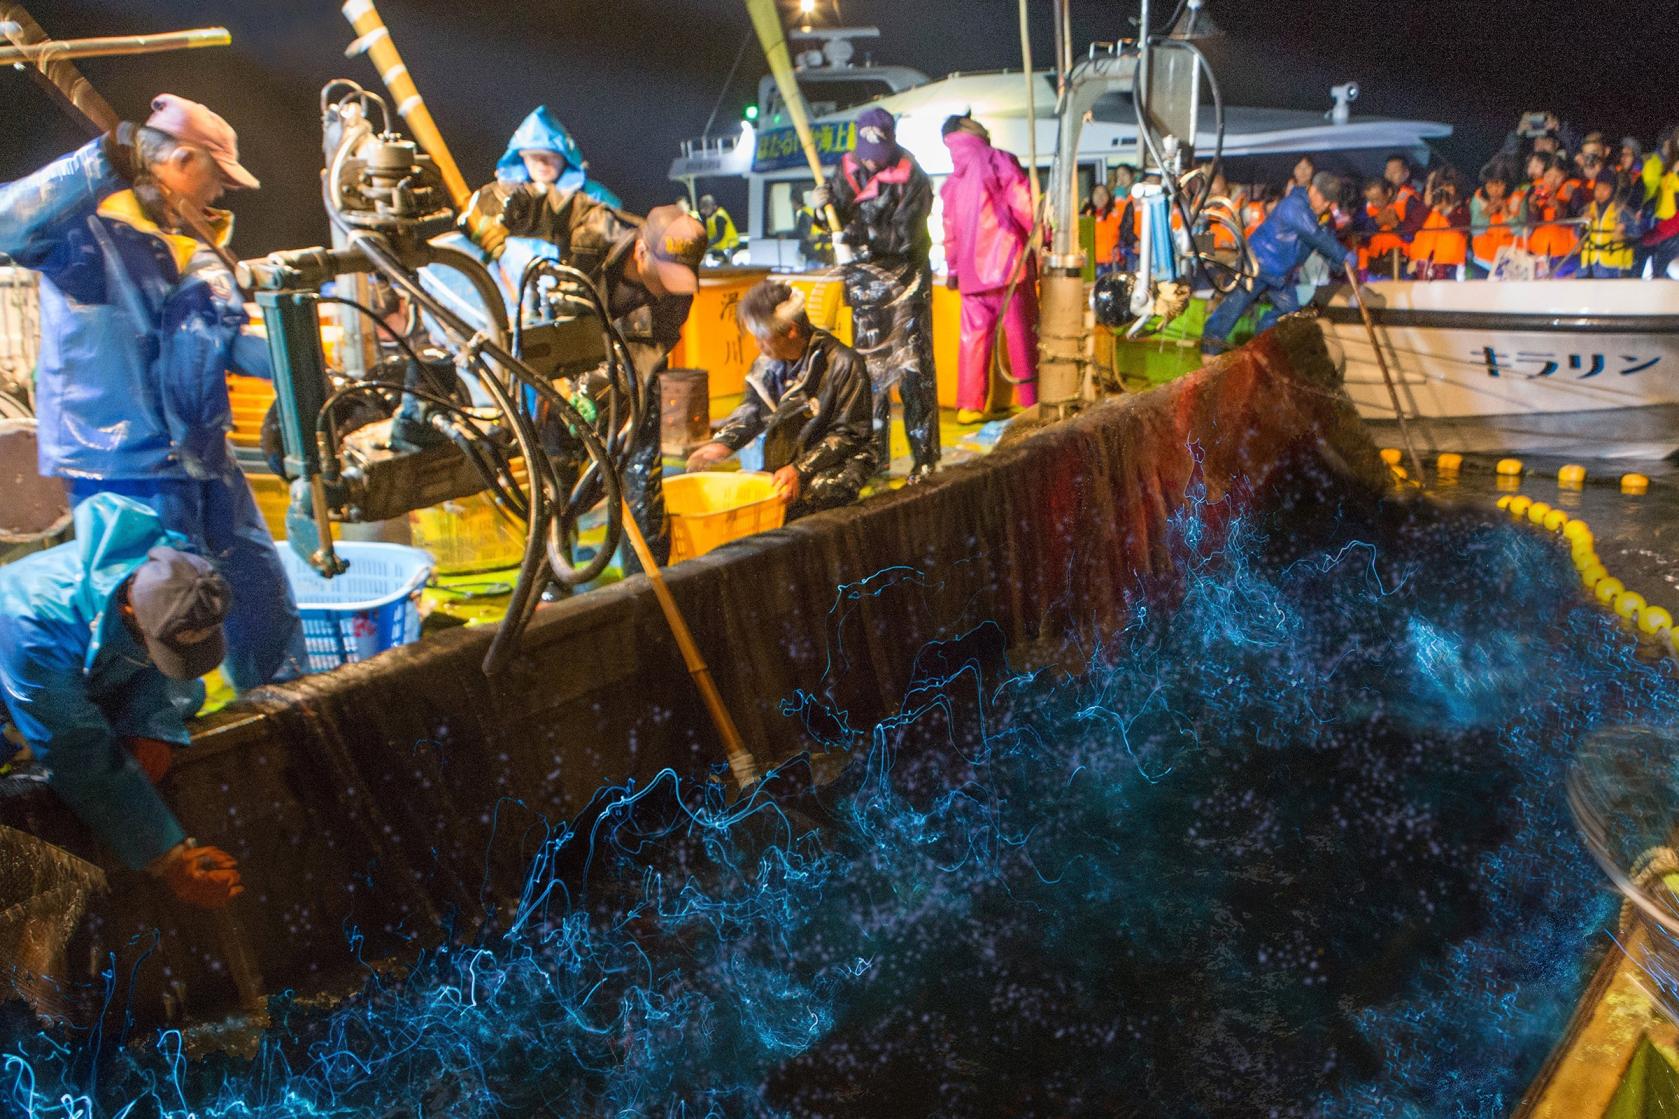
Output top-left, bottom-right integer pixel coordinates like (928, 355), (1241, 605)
(1320, 279), (1679, 459)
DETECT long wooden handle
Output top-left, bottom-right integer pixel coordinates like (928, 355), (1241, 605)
(617, 503), (760, 790)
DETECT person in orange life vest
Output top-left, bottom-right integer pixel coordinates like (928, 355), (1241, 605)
(1580, 171), (1643, 279)
(1383, 154), (1429, 240)
(1355, 179), (1408, 279)
(1082, 182), (1123, 275)
(1407, 170), (1469, 280)
(1470, 160), (1526, 276)
(1527, 153), (1587, 274)
(940, 114), (1038, 421)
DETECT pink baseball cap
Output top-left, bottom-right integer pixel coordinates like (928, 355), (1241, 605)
(145, 94), (261, 190)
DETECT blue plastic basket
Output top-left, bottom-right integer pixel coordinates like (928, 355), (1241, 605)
(278, 542), (435, 672)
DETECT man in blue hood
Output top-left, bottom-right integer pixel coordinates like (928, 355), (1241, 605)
(0, 94), (307, 692)
(0, 494), (245, 909)
(488, 107), (623, 313)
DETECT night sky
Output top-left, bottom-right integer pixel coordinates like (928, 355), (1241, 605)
(5, 0), (1673, 255)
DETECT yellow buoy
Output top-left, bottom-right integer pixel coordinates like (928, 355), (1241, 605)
(1543, 509), (1569, 532)
(1508, 496), (1533, 518)
(1380, 448), (1402, 466)
(1436, 453), (1463, 473)
(1527, 501), (1553, 525)
(1557, 463), (1586, 488)
(1582, 564), (1608, 590)
(1496, 495), (1514, 511)
(1562, 520), (1593, 544)
(1616, 591), (1647, 623)
(1596, 577), (1625, 605)
(1640, 606), (1674, 636)
(1496, 458), (1524, 476)
(1390, 465), (1408, 482)
(1573, 549), (1598, 572)
(1623, 473), (1650, 495)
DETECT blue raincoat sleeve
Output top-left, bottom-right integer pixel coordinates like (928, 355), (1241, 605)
(0, 137), (122, 270)
(0, 620), (186, 869)
(1280, 197), (1354, 271)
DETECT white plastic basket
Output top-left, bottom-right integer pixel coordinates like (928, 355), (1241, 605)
(278, 542), (434, 672)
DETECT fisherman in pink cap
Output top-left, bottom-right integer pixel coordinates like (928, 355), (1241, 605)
(0, 94), (307, 691)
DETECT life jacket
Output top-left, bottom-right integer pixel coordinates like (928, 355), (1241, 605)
(1581, 199), (1636, 271)
(1471, 192), (1520, 266)
(1089, 203), (1122, 263)
(1529, 180), (1582, 259)
(1407, 207), (1466, 266)
(1364, 198), (1408, 259)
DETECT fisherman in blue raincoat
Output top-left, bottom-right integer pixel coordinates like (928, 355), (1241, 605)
(490, 106), (623, 313)
(0, 94), (306, 691)
(0, 494), (245, 908)
(1202, 171), (1358, 357)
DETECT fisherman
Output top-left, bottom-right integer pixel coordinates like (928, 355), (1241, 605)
(488, 106), (621, 313)
(1201, 172), (1355, 357)
(794, 187), (834, 267)
(685, 279), (875, 520)
(697, 194), (741, 264)
(811, 107), (940, 481)
(460, 189), (708, 571)
(0, 494), (245, 909)
(0, 94), (306, 691)
(940, 114), (1038, 423)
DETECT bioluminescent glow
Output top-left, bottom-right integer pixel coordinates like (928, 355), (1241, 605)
(5, 483), (1669, 1117)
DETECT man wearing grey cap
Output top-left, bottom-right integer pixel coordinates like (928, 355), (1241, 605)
(460, 186), (709, 571)
(0, 93), (306, 691)
(0, 494), (245, 909)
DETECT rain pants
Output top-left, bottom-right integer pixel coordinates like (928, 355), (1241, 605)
(829, 151), (939, 473)
(0, 494), (195, 869)
(940, 130), (1039, 413)
(0, 139), (306, 689)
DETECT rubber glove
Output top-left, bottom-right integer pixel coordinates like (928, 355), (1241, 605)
(150, 842), (244, 910)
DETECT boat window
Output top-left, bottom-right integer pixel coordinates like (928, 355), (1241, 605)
(765, 181), (800, 237)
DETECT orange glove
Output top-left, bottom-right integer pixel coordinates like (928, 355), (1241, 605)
(151, 842), (244, 910)
(122, 736), (173, 783)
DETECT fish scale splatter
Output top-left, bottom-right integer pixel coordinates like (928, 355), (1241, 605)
(4, 482), (1671, 1118)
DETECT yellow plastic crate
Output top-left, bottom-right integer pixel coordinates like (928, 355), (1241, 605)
(663, 471), (786, 562)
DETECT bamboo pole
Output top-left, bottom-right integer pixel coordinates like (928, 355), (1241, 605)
(340, 0), (470, 209)
(742, 0), (850, 263)
(0, 26), (228, 66)
(617, 505), (760, 791)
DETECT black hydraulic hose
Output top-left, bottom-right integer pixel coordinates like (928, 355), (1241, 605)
(313, 379), (529, 521)
(356, 233), (624, 584)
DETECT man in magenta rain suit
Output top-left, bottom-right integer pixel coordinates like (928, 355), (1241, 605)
(939, 115), (1038, 422)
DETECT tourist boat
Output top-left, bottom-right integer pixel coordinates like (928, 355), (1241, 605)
(669, 27), (1679, 461)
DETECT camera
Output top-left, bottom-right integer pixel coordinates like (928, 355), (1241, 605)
(1519, 111), (1552, 139)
